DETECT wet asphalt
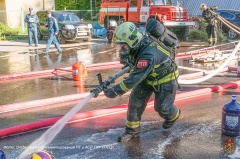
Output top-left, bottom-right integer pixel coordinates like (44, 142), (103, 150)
(0, 39), (240, 159)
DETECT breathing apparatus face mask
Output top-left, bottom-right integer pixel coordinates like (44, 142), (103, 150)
(116, 42), (131, 65)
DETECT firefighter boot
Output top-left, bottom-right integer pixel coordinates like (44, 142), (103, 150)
(213, 41), (217, 46)
(162, 109), (181, 129)
(118, 127), (140, 143)
(208, 42), (213, 47)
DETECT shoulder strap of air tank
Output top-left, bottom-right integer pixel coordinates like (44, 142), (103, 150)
(137, 35), (153, 53)
(147, 34), (173, 56)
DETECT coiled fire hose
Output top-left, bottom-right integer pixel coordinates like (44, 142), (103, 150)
(178, 41), (240, 84)
(177, 11), (240, 85)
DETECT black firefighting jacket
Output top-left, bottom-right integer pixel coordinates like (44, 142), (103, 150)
(113, 37), (178, 95)
(202, 8), (217, 26)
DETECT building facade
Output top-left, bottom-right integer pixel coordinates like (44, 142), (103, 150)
(0, 0), (55, 27)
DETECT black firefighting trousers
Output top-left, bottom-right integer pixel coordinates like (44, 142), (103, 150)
(206, 25), (217, 45)
(125, 80), (178, 133)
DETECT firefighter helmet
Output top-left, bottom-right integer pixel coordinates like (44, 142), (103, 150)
(200, 3), (207, 10)
(113, 22), (142, 48)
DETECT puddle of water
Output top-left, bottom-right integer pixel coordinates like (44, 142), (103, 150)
(0, 43), (118, 75)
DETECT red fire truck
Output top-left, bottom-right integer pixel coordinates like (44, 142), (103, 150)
(99, 0), (195, 40)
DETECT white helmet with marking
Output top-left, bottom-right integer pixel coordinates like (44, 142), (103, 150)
(200, 3), (207, 10)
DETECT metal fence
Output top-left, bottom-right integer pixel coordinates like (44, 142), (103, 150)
(0, 9), (100, 32)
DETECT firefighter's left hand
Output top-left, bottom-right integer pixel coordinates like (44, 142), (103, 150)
(104, 87), (118, 98)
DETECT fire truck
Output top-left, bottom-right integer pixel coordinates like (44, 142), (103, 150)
(99, 0), (195, 40)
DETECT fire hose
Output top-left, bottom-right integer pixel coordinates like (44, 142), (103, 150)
(209, 10), (240, 35)
(177, 11), (240, 84)
(178, 41), (240, 84)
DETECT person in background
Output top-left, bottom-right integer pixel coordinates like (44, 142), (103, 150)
(201, 3), (218, 47)
(44, 10), (62, 54)
(24, 8), (39, 47)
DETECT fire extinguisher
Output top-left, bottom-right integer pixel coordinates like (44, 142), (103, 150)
(72, 60), (84, 81)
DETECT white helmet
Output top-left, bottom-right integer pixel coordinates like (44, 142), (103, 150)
(200, 3), (207, 10)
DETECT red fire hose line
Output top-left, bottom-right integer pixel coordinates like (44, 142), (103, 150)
(0, 80), (240, 138)
(0, 66), (229, 114)
(0, 61), (122, 81)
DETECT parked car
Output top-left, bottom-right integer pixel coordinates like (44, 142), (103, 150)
(215, 9), (240, 39)
(36, 11), (92, 43)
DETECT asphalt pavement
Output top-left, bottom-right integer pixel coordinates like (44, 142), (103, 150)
(0, 39), (240, 159)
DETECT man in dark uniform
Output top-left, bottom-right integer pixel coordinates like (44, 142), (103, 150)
(103, 22), (181, 142)
(24, 8), (39, 47)
(44, 10), (62, 53)
(201, 3), (218, 46)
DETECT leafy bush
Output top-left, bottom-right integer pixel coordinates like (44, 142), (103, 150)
(189, 29), (227, 42)
(189, 30), (208, 41)
(217, 30), (227, 42)
(0, 22), (27, 40)
(0, 22), (20, 35)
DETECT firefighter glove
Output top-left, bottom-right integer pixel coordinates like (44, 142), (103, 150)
(104, 87), (118, 98)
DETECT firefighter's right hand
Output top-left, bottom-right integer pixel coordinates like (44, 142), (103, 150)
(104, 87), (118, 98)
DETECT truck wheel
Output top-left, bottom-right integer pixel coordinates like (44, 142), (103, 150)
(37, 28), (43, 40)
(57, 32), (66, 44)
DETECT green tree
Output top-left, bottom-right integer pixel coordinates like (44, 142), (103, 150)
(55, 0), (101, 10)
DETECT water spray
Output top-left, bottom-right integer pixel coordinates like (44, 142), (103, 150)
(17, 66), (132, 159)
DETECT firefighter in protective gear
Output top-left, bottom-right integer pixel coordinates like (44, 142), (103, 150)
(201, 3), (218, 46)
(104, 22), (181, 142)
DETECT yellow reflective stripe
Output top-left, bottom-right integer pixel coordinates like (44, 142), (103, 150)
(119, 81), (130, 92)
(146, 70), (179, 86)
(150, 72), (158, 78)
(125, 120), (140, 129)
(150, 42), (170, 56)
(154, 64), (160, 68)
(168, 109), (180, 122)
